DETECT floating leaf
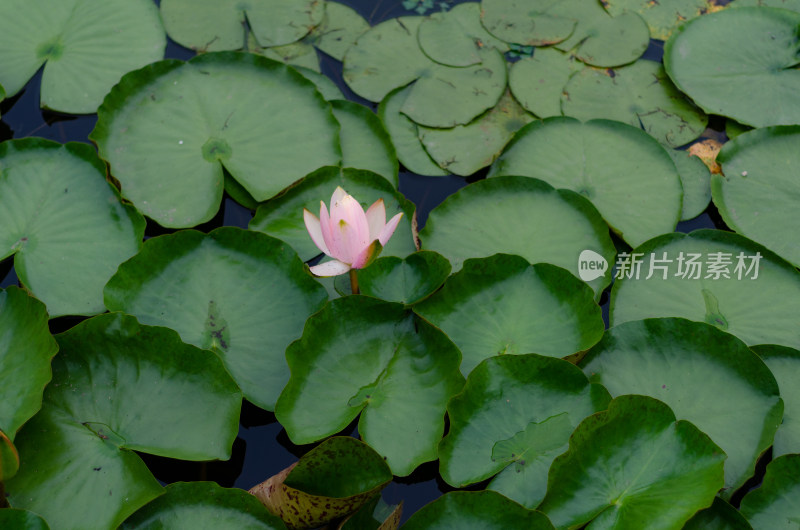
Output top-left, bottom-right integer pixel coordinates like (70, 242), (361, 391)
(538, 395), (726, 528)
(581, 318), (783, 496)
(0, 510), (50, 530)
(414, 254), (604, 376)
(0, 287), (58, 439)
(489, 117), (682, 247)
(0, 139), (145, 317)
(7, 313), (242, 530)
(259, 39), (321, 73)
(664, 7), (800, 127)
(104, 227), (327, 411)
(250, 437), (392, 529)
(752, 345), (800, 457)
(684, 497), (753, 530)
(610, 230), (800, 349)
(561, 60), (708, 147)
(725, 118), (752, 140)
(332, 100), (399, 184)
(420, 175), (616, 296)
(508, 48), (582, 118)
(669, 147), (711, 220)
(275, 297), (464, 476)
(740, 454), (800, 528)
(603, 0), (723, 40)
(338, 495), (402, 530)
(732, 0), (800, 9)
(91, 52), (341, 228)
(121, 482), (287, 529)
(0, 429), (19, 480)
(160, 0), (324, 51)
(688, 138), (723, 174)
(310, 1), (371, 61)
(480, 0), (576, 46)
(714, 126), (800, 267)
(295, 66), (344, 101)
(0, 0), (165, 113)
(438, 354), (610, 508)
(403, 491), (554, 529)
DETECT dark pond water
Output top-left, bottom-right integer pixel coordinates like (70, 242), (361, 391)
(0, 0), (731, 524)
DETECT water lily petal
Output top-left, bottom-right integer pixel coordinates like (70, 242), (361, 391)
(333, 194), (370, 262)
(309, 259), (352, 277)
(365, 198), (386, 241)
(331, 186), (348, 205)
(303, 208), (330, 256)
(351, 240), (381, 269)
(319, 201), (339, 258)
(378, 212), (404, 246)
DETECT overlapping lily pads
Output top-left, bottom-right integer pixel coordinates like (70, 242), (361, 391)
(309, 1), (370, 61)
(91, 52), (341, 228)
(403, 491), (554, 529)
(740, 454), (800, 528)
(603, 0), (722, 40)
(581, 318), (783, 496)
(332, 100), (399, 184)
(275, 297), (465, 476)
(104, 227), (327, 411)
(610, 230), (800, 349)
(0, 0), (165, 113)
(684, 497), (752, 530)
(489, 118), (683, 247)
(438, 354), (610, 508)
(480, 0), (576, 46)
(538, 395), (726, 528)
(669, 147), (712, 220)
(0, 510), (49, 530)
(508, 49), (581, 119)
(752, 345), (800, 457)
(414, 254), (605, 376)
(339, 495), (402, 530)
(0, 139), (145, 317)
(6, 313), (242, 530)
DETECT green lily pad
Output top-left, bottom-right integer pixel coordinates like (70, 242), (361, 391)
(489, 117), (682, 247)
(740, 454), (800, 529)
(538, 394), (726, 528)
(1, 429), (19, 480)
(295, 66), (345, 101)
(414, 254), (604, 376)
(160, 0), (324, 51)
(90, 52), (341, 228)
(332, 100), (399, 184)
(419, 175), (617, 296)
(0, 510), (50, 530)
(335, 251), (451, 305)
(733, 0), (800, 9)
(480, 0), (577, 46)
(581, 318), (783, 496)
(609, 230), (800, 349)
(417, 90), (535, 176)
(669, 147), (712, 220)
(0, 139), (145, 317)
(403, 491), (554, 529)
(561, 60), (708, 147)
(121, 482), (287, 529)
(0, 287), (58, 439)
(275, 297), (464, 476)
(438, 354), (610, 508)
(104, 227), (327, 411)
(725, 118), (752, 140)
(603, 0), (723, 40)
(663, 7), (800, 128)
(6, 313), (242, 530)
(417, 2), (509, 67)
(310, 1), (370, 61)
(249, 166), (417, 262)
(339, 495), (402, 530)
(508, 48), (582, 118)
(259, 38), (321, 73)
(752, 345), (800, 457)
(250, 437), (392, 529)
(684, 497), (753, 530)
(714, 126), (800, 267)
(0, 0), (165, 113)
(377, 85), (449, 176)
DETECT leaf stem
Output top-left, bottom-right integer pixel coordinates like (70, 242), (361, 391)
(349, 269), (360, 295)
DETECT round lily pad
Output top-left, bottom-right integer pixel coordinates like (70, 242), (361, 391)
(417, 90), (535, 176)
(538, 394), (726, 529)
(508, 48), (582, 118)
(121, 482), (287, 529)
(581, 318), (783, 496)
(480, 0), (577, 46)
(160, 0), (324, 51)
(0, 0), (165, 113)
(249, 166), (417, 262)
(104, 227), (327, 411)
(6, 313), (242, 530)
(419, 175), (617, 297)
(310, 1), (370, 61)
(414, 254), (605, 376)
(669, 147), (711, 220)
(403, 491), (554, 529)
(377, 85), (448, 176)
(752, 345), (800, 457)
(0, 287), (58, 439)
(1, 429), (19, 480)
(603, 0), (722, 40)
(0, 510), (50, 530)
(714, 126), (800, 267)
(0, 139), (145, 317)
(332, 100), (399, 184)
(489, 117), (683, 247)
(740, 454), (800, 529)
(275, 296), (465, 476)
(417, 2), (509, 67)
(438, 354), (610, 508)
(663, 7), (800, 128)
(561, 60), (708, 147)
(609, 230), (800, 349)
(684, 497), (752, 530)
(90, 52), (341, 228)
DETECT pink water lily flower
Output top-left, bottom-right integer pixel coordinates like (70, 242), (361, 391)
(304, 187), (404, 277)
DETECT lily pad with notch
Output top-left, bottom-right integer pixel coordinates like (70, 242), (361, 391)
(752, 345), (800, 457)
